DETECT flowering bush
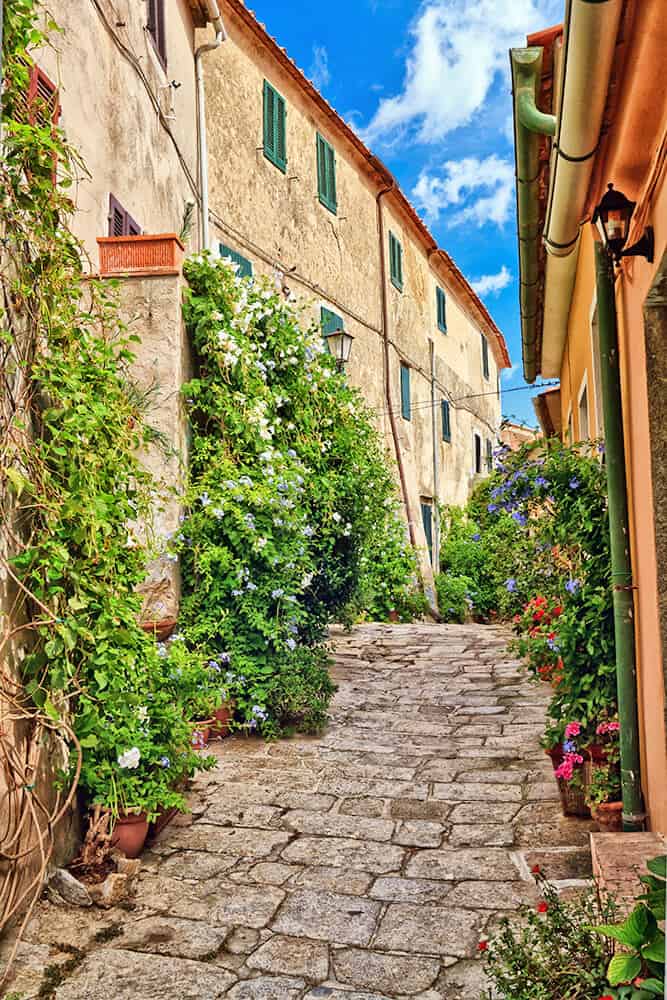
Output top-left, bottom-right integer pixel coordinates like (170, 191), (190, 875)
(482, 868), (618, 1000)
(176, 254), (420, 735)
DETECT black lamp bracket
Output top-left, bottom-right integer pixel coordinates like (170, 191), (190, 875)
(619, 226), (654, 265)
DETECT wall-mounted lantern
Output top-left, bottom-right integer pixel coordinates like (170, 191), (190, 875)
(592, 183), (654, 265)
(324, 327), (354, 372)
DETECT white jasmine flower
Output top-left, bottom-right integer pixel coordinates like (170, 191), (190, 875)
(117, 747), (141, 770)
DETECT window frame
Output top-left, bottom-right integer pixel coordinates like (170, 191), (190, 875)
(400, 362), (411, 421)
(389, 231), (403, 292)
(147, 0), (167, 68)
(263, 80), (287, 173)
(473, 432), (482, 474)
(485, 438), (493, 472)
(108, 194), (141, 237)
(436, 286), (447, 333)
(316, 132), (337, 214)
(219, 243), (253, 279)
(441, 399), (451, 442)
(420, 499), (434, 566)
(577, 373), (590, 441)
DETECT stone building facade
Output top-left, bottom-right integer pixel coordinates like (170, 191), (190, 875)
(198, 0), (510, 580)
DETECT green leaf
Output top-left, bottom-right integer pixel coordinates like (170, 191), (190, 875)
(94, 670), (108, 690)
(608, 953), (642, 986)
(637, 980), (665, 996)
(646, 855), (666, 878)
(642, 931), (665, 963)
(78, 734), (99, 749)
(43, 697), (60, 722)
(6, 466), (29, 498)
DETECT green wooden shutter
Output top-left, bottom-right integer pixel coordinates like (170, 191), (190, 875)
(486, 439), (493, 471)
(390, 232), (403, 291)
(317, 133), (337, 213)
(320, 306), (343, 334)
(263, 81), (286, 172)
(481, 334), (490, 379)
(421, 502), (434, 565)
(437, 287), (447, 332)
(219, 244), (253, 279)
(441, 400), (451, 442)
(400, 363), (411, 420)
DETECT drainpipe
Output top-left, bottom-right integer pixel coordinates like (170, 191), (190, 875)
(594, 242), (645, 832)
(429, 339), (440, 569)
(375, 182), (417, 551)
(195, 0), (227, 251)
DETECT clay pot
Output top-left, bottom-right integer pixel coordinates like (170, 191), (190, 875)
(110, 812), (149, 858)
(592, 800), (623, 832)
(148, 805), (180, 840)
(140, 617), (177, 642)
(388, 610), (400, 623)
(211, 704), (234, 740)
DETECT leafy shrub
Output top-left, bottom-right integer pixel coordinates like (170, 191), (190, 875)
(434, 573), (475, 623)
(481, 869), (618, 1000)
(177, 255), (419, 734)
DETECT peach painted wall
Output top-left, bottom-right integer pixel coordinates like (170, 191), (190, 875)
(558, 225), (599, 442)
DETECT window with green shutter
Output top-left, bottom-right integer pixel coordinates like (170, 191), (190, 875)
(486, 438), (493, 472)
(389, 231), (403, 291)
(400, 363), (411, 421)
(441, 399), (451, 442)
(481, 333), (490, 379)
(219, 244), (253, 279)
(421, 500), (434, 565)
(316, 133), (337, 213)
(436, 286), (447, 332)
(263, 80), (287, 172)
(320, 306), (343, 334)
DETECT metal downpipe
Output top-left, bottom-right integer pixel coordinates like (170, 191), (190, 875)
(195, 1), (227, 250)
(594, 242), (645, 832)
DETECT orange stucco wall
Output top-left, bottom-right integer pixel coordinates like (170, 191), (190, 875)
(555, 0), (667, 831)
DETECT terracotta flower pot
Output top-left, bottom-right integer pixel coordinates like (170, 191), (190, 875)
(211, 703), (234, 740)
(97, 233), (184, 276)
(140, 617), (177, 642)
(388, 610), (400, 622)
(148, 805), (180, 840)
(592, 800), (623, 832)
(110, 812), (149, 858)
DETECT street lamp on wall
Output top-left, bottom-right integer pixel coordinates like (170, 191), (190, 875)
(592, 183), (654, 265)
(324, 327), (354, 372)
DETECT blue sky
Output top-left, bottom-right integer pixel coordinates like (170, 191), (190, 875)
(248, 0), (563, 425)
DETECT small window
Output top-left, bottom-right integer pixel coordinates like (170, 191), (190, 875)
(578, 383), (590, 440)
(320, 306), (344, 334)
(400, 363), (411, 421)
(147, 0), (167, 66)
(481, 334), (490, 380)
(389, 232), (403, 292)
(263, 81), (287, 172)
(17, 64), (61, 180)
(474, 432), (482, 474)
(421, 500), (434, 566)
(219, 243), (253, 279)
(485, 439), (493, 472)
(436, 287), (447, 333)
(316, 133), (337, 213)
(108, 194), (141, 237)
(441, 400), (451, 442)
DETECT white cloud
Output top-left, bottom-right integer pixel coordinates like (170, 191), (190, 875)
(502, 362), (522, 384)
(362, 0), (558, 145)
(309, 44), (331, 92)
(471, 266), (512, 297)
(412, 155), (514, 227)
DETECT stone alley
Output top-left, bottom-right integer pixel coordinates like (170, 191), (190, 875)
(4, 623), (595, 999)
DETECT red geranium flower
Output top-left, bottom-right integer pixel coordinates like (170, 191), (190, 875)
(478, 940), (488, 952)
(531, 865), (541, 874)
(537, 901), (548, 913)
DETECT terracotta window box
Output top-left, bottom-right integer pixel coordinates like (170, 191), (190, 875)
(97, 233), (184, 277)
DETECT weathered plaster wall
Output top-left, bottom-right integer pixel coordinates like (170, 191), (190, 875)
(558, 226), (599, 441)
(201, 4), (503, 582)
(41, 0), (201, 263)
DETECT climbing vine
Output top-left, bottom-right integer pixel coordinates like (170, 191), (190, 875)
(177, 254), (422, 734)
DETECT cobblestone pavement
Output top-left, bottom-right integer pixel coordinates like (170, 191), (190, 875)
(4, 623), (595, 999)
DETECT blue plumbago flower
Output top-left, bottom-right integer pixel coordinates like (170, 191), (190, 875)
(505, 578), (518, 593)
(166, 553), (179, 563)
(562, 740), (576, 753)
(220, 652), (231, 665)
(277, 480), (289, 493)
(547, 495), (556, 504)
(244, 513), (255, 526)
(287, 623), (299, 634)
(199, 492), (211, 507)
(547, 638), (560, 651)
(159, 756), (171, 769)
(565, 578), (581, 594)
(231, 588), (243, 597)
(157, 643), (168, 658)
(271, 587), (284, 599)
(285, 595), (297, 603)
(287, 449), (297, 458)
(302, 526), (314, 537)
(472, 533), (481, 542)
(597, 442), (605, 454)
(239, 476), (252, 486)
(487, 503), (498, 513)
(535, 476), (548, 488)
(251, 705), (268, 720)
(286, 637), (297, 651)
(512, 511), (527, 527)
(246, 581), (257, 591)
(212, 508), (224, 519)
(224, 479), (237, 489)
(170, 632), (185, 643)
(569, 477), (580, 490)
(208, 660), (221, 672)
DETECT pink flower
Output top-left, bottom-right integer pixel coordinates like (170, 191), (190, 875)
(564, 722), (581, 739)
(596, 721), (620, 735)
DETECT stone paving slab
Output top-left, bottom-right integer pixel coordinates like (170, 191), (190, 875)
(4, 623), (595, 999)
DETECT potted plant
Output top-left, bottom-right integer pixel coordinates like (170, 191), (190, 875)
(585, 722), (622, 831)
